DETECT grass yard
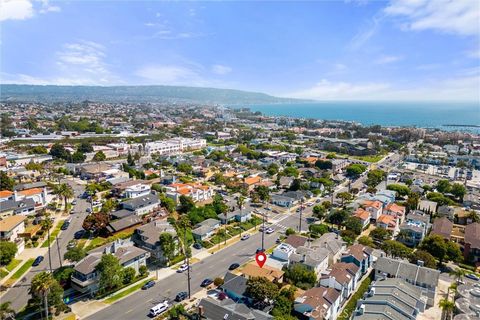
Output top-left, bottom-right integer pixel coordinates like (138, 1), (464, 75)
(85, 229), (134, 251)
(41, 223), (63, 248)
(5, 259), (22, 272)
(104, 278), (152, 304)
(0, 268), (8, 279)
(352, 151), (388, 163)
(3, 258), (35, 287)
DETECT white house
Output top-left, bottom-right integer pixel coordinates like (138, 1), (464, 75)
(124, 183), (151, 199)
(0, 215), (26, 254)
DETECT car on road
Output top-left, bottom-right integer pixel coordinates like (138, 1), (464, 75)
(149, 300), (169, 317)
(241, 234), (250, 241)
(201, 278), (213, 287)
(256, 248), (265, 254)
(142, 280), (155, 290)
(276, 238), (281, 244)
(67, 240), (77, 250)
(74, 230), (86, 239)
(229, 263), (240, 270)
(465, 274), (479, 281)
(193, 242), (202, 249)
(32, 256), (44, 267)
(175, 291), (188, 302)
(177, 264), (190, 273)
(86, 207), (92, 213)
(266, 227), (275, 234)
(71, 200), (77, 205)
(61, 219), (71, 230)
(272, 210), (279, 214)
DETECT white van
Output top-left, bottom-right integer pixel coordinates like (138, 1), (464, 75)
(149, 301), (169, 317)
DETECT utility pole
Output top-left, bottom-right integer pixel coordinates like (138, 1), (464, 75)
(261, 211), (265, 251)
(47, 226), (53, 273)
(184, 230), (191, 299)
(299, 199), (303, 233)
(56, 235), (63, 268)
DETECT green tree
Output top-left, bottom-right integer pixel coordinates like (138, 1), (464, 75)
(337, 192), (352, 206)
(409, 250), (437, 268)
(127, 152), (135, 166)
(439, 298), (455, 320)
(177, 162), (193, 174)
(285, 228), (296, 236)
(381, 240), (412, 258)
(449, 268), (466, 285)
(0, 241), (18, 266)
(450, 183), (466, 201)
(160, 194), (176, 213)
(159, 232), (177, 265)
(358, 236), (375, 247)
(49, 143), (70, 160)
(96, 254), (124, 293)
(255, 185), (271, 202)
(0, 301), (15, 320)
(0, 171), (15, 191)
(122, 267), (136, 284)
(419, 235), (449, 263)
(387, 184), (411, 197)
(93, 151), (106, 161)
(52, 183), (74, 213)
(345, 164), (367, 178)
(327, 209), (349, 228)
(214, 277), (224, 287)
(312, 205), (326, 219)
(366, 169), (386, 187)
(283, 264), (317, 289)
(82, 211), (110, 233)
(245, 276), (278, 302)
(29, 146), (48, 154)
(71, 151), (86, 163)
(267, 163), (279, 176)
(78, 142), (94, 153)
(64, 247), (86, 262)
(436, 180), (451, 193)
(178, 195), (195, 214)
(30, 271), (64, 320)
(139, 265), (148, 277)
(446, 241), (463, 263)
(344, 216), (363, 235)
(309, 224), (329, 236)
(315, 160), (332, 170)
(282, 166), (299, 177)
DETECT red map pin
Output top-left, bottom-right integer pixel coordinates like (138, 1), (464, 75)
(255, 252), (267, 268)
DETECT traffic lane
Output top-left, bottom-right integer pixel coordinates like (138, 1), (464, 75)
(3, 182), (87, 311)
(86, 214), (303, 320)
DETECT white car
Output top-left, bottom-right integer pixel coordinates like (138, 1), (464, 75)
(241, 234), (250, 241)
(149, 301), (169, 317)
(177, 264), (189, 273)
(266, 227), (275, 234)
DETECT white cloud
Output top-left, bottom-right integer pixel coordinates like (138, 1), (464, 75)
(288, 79), (390, 100)
(0, 0), (60, 21)
(211, 64), (232, 75)
(38, 0), (60, 14)
(135, 65), (204, 85)
(348, 13), (384, 50)
(286, 75), (479, 101)
(385, 0), (480, 36)
(375, 55), (403, 64)
(0, 0), (33, 21)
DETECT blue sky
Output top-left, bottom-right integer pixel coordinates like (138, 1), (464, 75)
(1, 0), (479, 101)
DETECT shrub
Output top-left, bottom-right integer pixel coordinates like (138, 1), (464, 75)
(214, 277), (224, 287)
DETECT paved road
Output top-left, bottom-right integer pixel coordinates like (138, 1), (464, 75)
(2, 179), (88, 312)
(85, 209), (310, 320)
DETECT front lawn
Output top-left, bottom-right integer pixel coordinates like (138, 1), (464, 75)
(4, 258), (35, 287)
(104, 278), (153, 304)
(5, 259), (22, 272)
(41, 223), (63, 248)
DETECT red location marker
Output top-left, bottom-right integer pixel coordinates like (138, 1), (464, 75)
(255, 252), (267, 268)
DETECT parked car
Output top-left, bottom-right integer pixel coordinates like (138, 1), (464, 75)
(201, 279), (213, 287)
(276, 238), (281, 244)
(177, 264), (189, 273)
(86, 208), (92, 213)
(240, 234), (250, 241)
(175, 291), (188, 302)
(228, 263), (240, 270)
(149, 300), (169, 317)
(61, 219), (71, 230)
(256, 248), (264, 254)
(142, 280), (155, 290)
(67, 240), (77, 250)
(193, 242), (202, 250)
(74, 230), (86, 239)
(71, 200), (77, 205)
(32, 256), (44, 267)
(465, 274), (479, 281)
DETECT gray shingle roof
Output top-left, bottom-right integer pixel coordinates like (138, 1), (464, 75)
(374, 257), (440, 288)
(122, 194), (159, 210)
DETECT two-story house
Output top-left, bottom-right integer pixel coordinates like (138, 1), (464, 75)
(340, 244), (373, 274)
(0, 215), (26, 254)
(132, 220), (178, 265)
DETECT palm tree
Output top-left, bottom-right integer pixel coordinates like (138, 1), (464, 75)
(236, 196), (246, 237)
(57, 183), (74, 213)
(30, 272), (56, 320)
(0, 302), (15, 320)
(438, 298), (455, 320)
(449, 268), (466, 285)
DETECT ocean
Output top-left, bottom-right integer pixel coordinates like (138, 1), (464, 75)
(247, 101), (480, 131)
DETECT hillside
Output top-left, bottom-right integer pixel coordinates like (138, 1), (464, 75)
(0, 84), (307, 105)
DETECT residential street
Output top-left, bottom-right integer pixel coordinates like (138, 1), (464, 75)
(1, 179), (88, 312)
(85, 208), (310, 320)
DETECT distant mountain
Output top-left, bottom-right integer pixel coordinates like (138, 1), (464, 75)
(0, 84), (309, 105)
